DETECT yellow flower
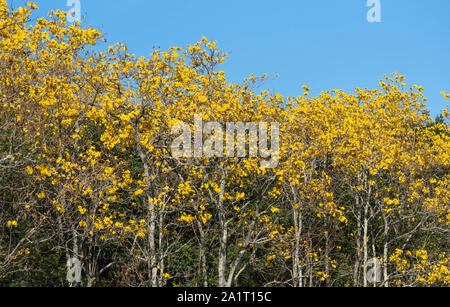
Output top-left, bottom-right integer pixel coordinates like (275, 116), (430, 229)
(26, 166), (33, 175)
(200, 213), (212, 224)
(235, 192), (245, 201)
(271, 207), (280, 214)
(36, 192), (46, 199)
(267, 254), (276, 261)
(178, 213), (196, 224)
(7, 220), (18, 228)
(162, 273), (171, 279)
(338, 215), (348, 224)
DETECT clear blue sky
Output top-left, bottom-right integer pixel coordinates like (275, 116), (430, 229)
(15, 0), (450, 116)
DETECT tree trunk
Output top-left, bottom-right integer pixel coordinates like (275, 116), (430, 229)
(324, 230), (330, 287)
(217, 170), (227, 287)
(363, 201), (368, 287)
(293, 206), (303, 287)
(137, 145), (158, 287)
(197, 219), (208, 287)
(354, 196), (361, 286)
(383, 214), (389, 287)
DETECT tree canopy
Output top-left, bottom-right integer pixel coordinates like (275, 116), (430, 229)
(0, 2), (449, 287)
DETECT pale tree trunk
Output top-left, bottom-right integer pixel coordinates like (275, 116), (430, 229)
(383, 213), (389, 287)
(324, 231), (330, 287)
(293, 206), (303, 287)
(85, 199), (99, 288)
(216, 170), (227, 287)
(372, 238), (377, 287)
(134, 109), (158, 287)
(226, 248), (244, 287)
(197, 219), (208, 287)
(363, 175), (373, 287)
(72, 225), (79, 287)
(58, 215), (73, 287)
(146, 186), (157, 287)
(137, 140), (158, 287)
(363, 200), (368, 288)
(158, 212), (165, 286)
(308, 239), (313, 287)
(354, 196), (361, 286)
(86, 275), (94, 287)
(218, 222), (227, 287)
(225, 206), (259, 287)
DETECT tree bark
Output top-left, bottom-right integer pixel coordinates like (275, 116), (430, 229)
(217, 170), (227, 287)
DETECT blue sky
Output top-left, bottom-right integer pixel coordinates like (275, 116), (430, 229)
(15, 0), (450, 116)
